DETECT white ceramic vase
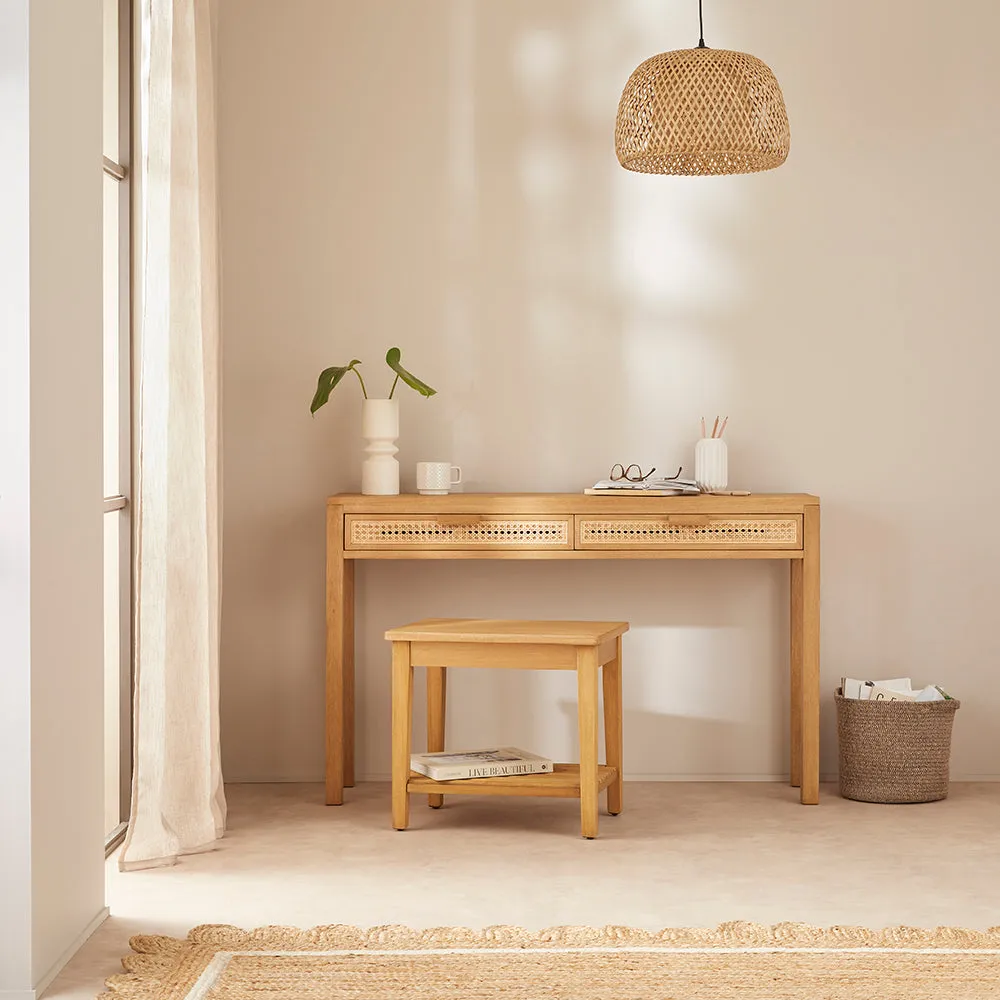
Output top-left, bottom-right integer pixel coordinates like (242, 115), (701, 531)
(361, 398), (399, 495)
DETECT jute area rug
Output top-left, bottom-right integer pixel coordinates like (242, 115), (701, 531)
(102, 922), (1000, 999)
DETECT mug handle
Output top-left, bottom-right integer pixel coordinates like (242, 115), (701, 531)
(450, 466), (462, 485)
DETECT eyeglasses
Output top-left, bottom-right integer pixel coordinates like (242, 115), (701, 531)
(610, 463), (654, 482)
(609, 464), (683, 482)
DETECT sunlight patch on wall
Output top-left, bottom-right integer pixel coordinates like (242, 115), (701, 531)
(512, 27), (567, 107)
(612, 173), (744, 310)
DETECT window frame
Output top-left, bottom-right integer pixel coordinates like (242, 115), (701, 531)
(103, 0), (134, 855)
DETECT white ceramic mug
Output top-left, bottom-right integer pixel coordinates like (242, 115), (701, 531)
(416, 462), (462, 495)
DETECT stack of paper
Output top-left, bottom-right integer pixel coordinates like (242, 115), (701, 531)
(840, 677), (952, 702)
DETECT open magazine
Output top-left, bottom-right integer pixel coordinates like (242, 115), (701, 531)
(585, 476), (700, 496)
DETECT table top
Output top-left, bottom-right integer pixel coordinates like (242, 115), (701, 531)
(329, 492), (819, 514)
(384, 618), (630, 645)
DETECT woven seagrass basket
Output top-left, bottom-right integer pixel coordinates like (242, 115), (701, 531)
(835, 690), (960, 803)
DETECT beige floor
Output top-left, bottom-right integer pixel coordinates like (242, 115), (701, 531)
(45, 781), (1000, 998)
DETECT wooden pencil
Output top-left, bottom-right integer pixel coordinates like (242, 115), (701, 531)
(711, 416), (720, 438)
(718, 416), (728, 438)
(701, 417), (706, 438)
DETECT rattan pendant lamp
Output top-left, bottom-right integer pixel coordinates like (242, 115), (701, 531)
(615, 0), (790, 175)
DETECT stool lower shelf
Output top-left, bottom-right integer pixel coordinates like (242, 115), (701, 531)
(407, 762), (617, 799)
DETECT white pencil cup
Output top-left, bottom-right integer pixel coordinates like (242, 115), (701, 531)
(694, 438), (728, 492)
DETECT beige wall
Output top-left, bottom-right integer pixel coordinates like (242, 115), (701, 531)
(0, 1), (105, 995)
(217, 1), (1000, 784)
(0, 2), (35, 989)
(29, 0), (106, 987)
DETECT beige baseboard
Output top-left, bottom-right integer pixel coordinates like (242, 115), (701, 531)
(33, 905), (109, 999)
(224, 773), (1000, 784)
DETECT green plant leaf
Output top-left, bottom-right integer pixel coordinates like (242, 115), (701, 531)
(385, 347), (436, 398)
(310, 359), (363, 413)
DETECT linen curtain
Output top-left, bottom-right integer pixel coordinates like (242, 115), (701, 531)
(120, 0), (225, 870)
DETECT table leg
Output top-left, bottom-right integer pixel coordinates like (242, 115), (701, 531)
(602, 637), (623, 816)
(343, 560), (355, 788)
(799, 505), (821, 805)
(391, 641), (413, 830)
(426, 666), (447, 809)
(325, 506), (353, 805)
(790, 559), (803, 789)
(577, 647), (600, 839)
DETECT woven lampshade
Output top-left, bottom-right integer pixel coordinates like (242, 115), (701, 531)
(615, 47), (790, 176)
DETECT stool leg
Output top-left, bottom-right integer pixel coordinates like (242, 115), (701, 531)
(391, 641), (413, 830)
(603, 637), (623, 816)
(577, 647), (600, 839)
(426, 666), (447, 809)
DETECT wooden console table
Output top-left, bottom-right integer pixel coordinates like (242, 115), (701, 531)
(325, 493), (820, 806)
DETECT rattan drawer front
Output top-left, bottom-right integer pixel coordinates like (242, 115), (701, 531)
(576, 515), (801, 549)
(346, 515), (573, 550)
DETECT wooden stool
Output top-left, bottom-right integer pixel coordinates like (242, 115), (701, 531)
(385, 618), (628, 839)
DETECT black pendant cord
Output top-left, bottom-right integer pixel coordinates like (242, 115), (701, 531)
(698, 0), (706, 47)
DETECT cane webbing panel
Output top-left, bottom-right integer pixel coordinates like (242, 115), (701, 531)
(348, 517), (572, 550)
(578, 517), (800, 548)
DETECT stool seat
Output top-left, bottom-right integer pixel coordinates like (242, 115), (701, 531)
(385, 618), (629, 645)
(387, 617), (628, 838)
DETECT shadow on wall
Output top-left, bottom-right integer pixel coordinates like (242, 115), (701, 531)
(218, 0), (800, 784)
(354, 558), (788, 781)
(416, 0), (758, 487)
(218, 0), (1000, 785)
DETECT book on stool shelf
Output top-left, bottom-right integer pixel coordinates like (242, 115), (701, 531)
(410, 747), (553, 782)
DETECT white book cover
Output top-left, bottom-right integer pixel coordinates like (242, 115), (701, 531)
(410, 746), (553, 781)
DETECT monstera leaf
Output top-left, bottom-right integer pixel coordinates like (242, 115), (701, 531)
(385, 347), (436, 398)
(310, 359), (364, 413)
